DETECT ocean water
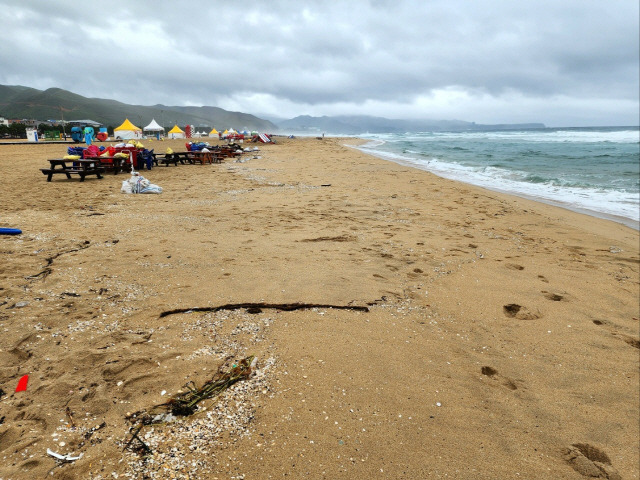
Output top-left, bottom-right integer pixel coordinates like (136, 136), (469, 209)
(356, 127), (640, 229)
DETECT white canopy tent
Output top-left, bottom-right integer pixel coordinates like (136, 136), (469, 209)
(143, 119), (164, 133)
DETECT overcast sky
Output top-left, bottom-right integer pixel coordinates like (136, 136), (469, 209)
(1, 0), (638, 127)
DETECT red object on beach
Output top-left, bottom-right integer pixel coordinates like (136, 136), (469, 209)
(15, 374), (29, 392)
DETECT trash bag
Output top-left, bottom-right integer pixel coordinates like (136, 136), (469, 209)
(121, 180), (133, 194)
(121, 173), (162, 194)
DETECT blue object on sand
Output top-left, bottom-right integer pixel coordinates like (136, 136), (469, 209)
(70, 126), (84, 143)
(0, 228), (22, 235)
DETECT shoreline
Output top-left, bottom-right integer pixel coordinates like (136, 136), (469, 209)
(1, 137), (638, 478)
(351, 138), (640, 231)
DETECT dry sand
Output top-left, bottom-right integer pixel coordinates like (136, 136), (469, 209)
(0, 137), (638, 479)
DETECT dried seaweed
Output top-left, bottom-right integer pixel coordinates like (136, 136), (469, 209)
(26, 242), (91, 281)
(158, 356), (255, 417)
(123, 356), (256, 455)
(160, 302), (369, 318)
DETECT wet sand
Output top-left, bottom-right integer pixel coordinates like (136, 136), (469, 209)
(0, 137), (638, 479)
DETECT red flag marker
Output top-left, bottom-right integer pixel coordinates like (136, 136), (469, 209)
(15, 375), (29, 392)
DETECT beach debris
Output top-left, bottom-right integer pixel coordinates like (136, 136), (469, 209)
(123, 424), (152, 455)
(123, 356), (257, 455)
(0, 227), (22, 235)
(15, 374), (29, 392)
(79, 422), (107, 449)
(160, 302), (369, 318)
(65, 406), (76, 428)
(26, 242), (91, 281)
(121, 173), (162, 194)
(46, 449), (83, 462)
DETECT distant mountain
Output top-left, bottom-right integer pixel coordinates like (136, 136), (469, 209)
(0, 85), (277, 131)
(277, 115), (545, 134)
(0, 84), (545, 135)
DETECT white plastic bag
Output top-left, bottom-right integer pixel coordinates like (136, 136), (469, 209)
(121, 174), (162, 194)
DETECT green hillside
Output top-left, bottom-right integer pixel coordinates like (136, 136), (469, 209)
(0, 85), (277, 132)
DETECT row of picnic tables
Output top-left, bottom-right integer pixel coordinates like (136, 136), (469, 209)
(40, 149), (240, 182)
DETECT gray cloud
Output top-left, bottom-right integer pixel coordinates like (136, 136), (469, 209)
(0, 0), (637, 126)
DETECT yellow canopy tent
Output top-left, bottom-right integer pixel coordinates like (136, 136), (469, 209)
(168, 125), (185, 139)
(114, 118), (142, 140)
(209, 128), (219, 137)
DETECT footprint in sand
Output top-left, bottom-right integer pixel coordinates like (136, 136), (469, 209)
(505, 263), (524, 271)
(480, 366), (518, 391)
(542, 291), (566, 302)
(503, 303), (542, 320)
(593, 319), (640, 349)
(563, 443), (621, 479)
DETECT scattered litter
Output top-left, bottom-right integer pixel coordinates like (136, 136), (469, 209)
(121, 172), (162, 194)
(47, 449), (83, 462)
(15, 374), (29, 392)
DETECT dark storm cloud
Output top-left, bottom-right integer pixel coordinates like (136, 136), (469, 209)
(0, 0), (637, 125)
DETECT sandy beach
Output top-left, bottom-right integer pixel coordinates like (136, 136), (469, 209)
(0, 137), (638, 479)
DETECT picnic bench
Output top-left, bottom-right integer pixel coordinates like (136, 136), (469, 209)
(211, 146), (241, 160)
(41, 159), (104, 182)
(85, 156), (127, 174)
(154, 152), (185, 167)
(190, 150), (215, 164)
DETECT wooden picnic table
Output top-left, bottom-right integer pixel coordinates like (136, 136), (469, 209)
(165, 151), (218, 165)
(173, 151), (196, 164)
(153, 150), (224, 166)
(189, 150), (215, 164)
(41, 159), (104, 182)
(84, 156), (128, 174)
(154, 152), (188, 166)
